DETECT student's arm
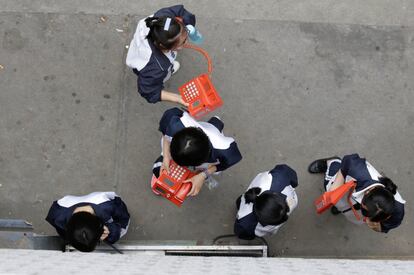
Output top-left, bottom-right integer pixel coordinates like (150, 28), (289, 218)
(105, 223), (121, 244)
(234, 223), (255, 240)
(136, 64), (165, 104)
(339, 154), (376, 189)
(234, 217), (256, 240)
(269, 164), (298, 188)
(380, 201), (405, 233)
(159, 108), (186, 173)
(215, 143), (242, 172)
(105, 198), (131, 244)
(185, 165), (217, 197)
(138, 65), (187, 106)
(340, 154), (357, 177)
(161, 90), (188, 106)
(100, 225), (110, 241)
(158, 108), (184, 135)
(366, 219), (382, 232)
(111, 197), (130, 229)
(45, 201), (70, 240)
(161, 136), (172, 173)
(328, 170), (346, 191)
(111, 197), (131, 238)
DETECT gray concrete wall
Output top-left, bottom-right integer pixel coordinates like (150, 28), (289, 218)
(1, 249), (414, 274)
(0, 1), (413, 257)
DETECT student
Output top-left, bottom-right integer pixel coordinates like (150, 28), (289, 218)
(234, 164), (298, 240)
(151, 107), (242, 196)
(126, 5), (196, 105)
(308, 153), (405, 233)
(46, 192), (130, 252)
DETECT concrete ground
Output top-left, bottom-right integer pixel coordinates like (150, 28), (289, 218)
(0, 0), (413, 257)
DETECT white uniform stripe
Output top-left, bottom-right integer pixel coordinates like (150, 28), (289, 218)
(57, 192), (116, 208)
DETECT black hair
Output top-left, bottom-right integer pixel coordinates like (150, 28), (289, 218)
(244, 187), (290, 226)
(361, 177), (397, 222)
(66, 212), (104, 252)
(170, 127), (212, 167)
(145, 16), (183, 50)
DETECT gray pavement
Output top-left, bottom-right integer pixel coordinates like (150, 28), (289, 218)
(0, 1), (413, 257)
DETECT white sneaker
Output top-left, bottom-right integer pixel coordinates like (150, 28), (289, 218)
(172, 61), (180, 75)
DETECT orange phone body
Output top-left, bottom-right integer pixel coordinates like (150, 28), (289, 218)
(314, 181), (356, 214)
(179, 74), (223, 119)
(179, 44), (223, 119)
(152, 161), (197, 207)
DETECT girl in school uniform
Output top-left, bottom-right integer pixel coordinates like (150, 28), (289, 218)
(126, 5), (195, 105)
(234, 164), (299, 240)
(308, 153), (405, 233)
(151, 107), (242, 197)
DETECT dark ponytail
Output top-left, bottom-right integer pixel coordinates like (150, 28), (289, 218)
(378, 177), (397, 195)
(244, 187), (262, 203)
(145, 16), (183, 50)
(145, 16), (161, 28)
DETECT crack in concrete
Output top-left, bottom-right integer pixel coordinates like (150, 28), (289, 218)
(112, 14), (131, 192)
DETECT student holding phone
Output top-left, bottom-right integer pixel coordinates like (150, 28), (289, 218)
(126, 5), (197, 105)
(308, 154), (405, 233)
(151, 107), (242, 197)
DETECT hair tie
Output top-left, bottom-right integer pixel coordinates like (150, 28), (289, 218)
(164, 17), (172, 31)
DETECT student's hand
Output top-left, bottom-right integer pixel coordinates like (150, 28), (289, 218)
(161, 155), (171, 174)
(178, 97), (189, 107)
(161, 90), (189, 107)
(170, 92), (189, 107)
(100, 225), (110, 240)
(366, 218), (381, 232)
(185, 173), (206, 197)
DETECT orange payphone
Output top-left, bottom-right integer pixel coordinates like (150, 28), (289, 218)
(314, 181), (362, 220)
(152, 160), (197, 207)
(179, 44), (223, 119)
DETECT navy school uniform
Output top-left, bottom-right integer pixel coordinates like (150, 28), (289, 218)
(234, 164), (298, 240)
(324, 154), (405, 233)
(126, 5), (196, 103)
(152, 107), (242, 177)
(45, 192), (130, 244)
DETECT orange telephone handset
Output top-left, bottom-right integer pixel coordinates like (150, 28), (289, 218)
(314, 181), (362, 220)
(152, 160), (197, 207)
(179, 44), (223, 119)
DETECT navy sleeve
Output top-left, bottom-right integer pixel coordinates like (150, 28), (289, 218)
(104, 223), (119, 244)
(215, 142), (242, 172)
(159, 107), (184, 136)
(45, 201), (70, 239)
(234, 215), (257, 240)
(136, 60), (166, 103)
(105, 223), (121, 244)
(341, 154), (376, 189)
(111, 197), (130, 229)
(105, 197), (130, 244)
(269, 164), (298, 188)
(381, 201), (405, 233)
(340, 154), (360, 177)
(155, 5), (196, 26)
